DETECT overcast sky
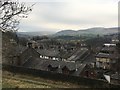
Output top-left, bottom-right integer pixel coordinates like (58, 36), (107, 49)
(18, 0), (119, 32)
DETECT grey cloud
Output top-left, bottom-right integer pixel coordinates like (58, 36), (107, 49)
(19, 1), (117, 32)
(34, 2), (117, 25)
(19, 23), (57, 32)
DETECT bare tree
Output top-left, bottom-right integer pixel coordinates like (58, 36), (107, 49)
(0, 0), (33, 32)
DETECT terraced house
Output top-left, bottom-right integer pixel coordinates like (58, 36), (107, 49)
(8, 41), (95, 78)
(95, 43), (119, 70)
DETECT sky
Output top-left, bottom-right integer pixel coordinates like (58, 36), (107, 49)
(18, 0), (119, 32)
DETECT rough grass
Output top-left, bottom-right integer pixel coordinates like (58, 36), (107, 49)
(2, 70), (87, 88)
(3, 78), (51, 88)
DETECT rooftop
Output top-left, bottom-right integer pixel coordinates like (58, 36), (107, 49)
(23, 57), (86, 76)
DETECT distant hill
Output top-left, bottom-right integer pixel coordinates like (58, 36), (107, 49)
(17, 31), (55, 37)
(54, 27), (118, 36)
(54, 30), (76, 36)
(17, 27), (118, 37)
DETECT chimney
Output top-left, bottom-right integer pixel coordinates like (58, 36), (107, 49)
(76, 64), (78, 71)
(58, 65), (61, 68)
(27, 42), (32, 48)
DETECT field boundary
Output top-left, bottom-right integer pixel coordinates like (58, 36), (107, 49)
(3, 64), (120, 88)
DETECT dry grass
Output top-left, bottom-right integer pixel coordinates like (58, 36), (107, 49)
(2, 70), (87, 88)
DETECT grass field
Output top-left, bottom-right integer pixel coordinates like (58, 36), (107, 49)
(2, 70), (88, 88)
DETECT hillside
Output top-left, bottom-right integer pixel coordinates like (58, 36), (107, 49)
(3, 70), (87, 88)
(54, 30), (76, 36)
(17, 31), (55, 37)
(54, 27), (118, 36)
(16, 27), (118, 38)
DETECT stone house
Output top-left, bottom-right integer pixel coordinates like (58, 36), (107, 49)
(95, 43), (119, 70)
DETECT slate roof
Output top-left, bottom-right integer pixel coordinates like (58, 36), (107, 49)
(96, 53), (118, 59)
(96, 45), (118, 59)
(111, 73), (120, 80)
(48, 61), (60, 68)
(62, 62), (80, 71)
(67, 48), (89, 61)
(96, 53), (111, 58)
(73, 64), (86, 76)
(36, 49), (59, 57)
(101, 46), (116, 52)
(23, 57), (86, 76)
(15, 45), (27, 55)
